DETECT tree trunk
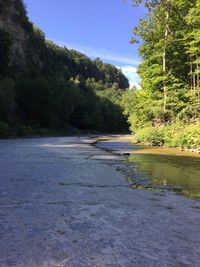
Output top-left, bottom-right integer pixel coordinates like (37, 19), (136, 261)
(163, 48), (167, 112)
(193, 73), (196, 91)
(190, 59), (193, 90)
(163, 0), (170, 113)
(197, 56), (200, 97)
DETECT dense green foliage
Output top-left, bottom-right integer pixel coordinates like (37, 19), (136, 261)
(123, 0), (200, 148)
(1, 0), (199, 147)
(134, 123), (200, 149)
(0, 0), (129, 137)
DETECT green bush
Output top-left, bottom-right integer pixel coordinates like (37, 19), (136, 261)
(134, 122), (200, 149)
(151, 128), (165, 146)
(163, 123), (200, 149)
(134, 126), (164, 146)
(133, 127), (154, 143)
(179, 123), (200, 148)
(0, 121), (12, 138)
(163, 122), (183, 147)
(14, 125), (34, 137)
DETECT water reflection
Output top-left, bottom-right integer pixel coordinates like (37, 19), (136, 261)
(96, 140), (200, 200)
(128, 154), (200, 200)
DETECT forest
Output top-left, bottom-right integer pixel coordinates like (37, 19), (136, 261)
(122, 0), (200, 148)
(0, 0), (129, 137)
(0, 0), (199, 149)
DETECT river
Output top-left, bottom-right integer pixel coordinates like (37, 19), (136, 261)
(96, 135), (200, 201)
(1, 136), (200, 266)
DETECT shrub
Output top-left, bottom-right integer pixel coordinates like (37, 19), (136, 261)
(134, 122), (200, 149)
(134, 126), (164, 146)
(14, 125), (34, 137)
(133, 127), (154, 143)
(163, 122), (183, 147)
(179, 123), (200, 148)
(0, 121), (12, 138)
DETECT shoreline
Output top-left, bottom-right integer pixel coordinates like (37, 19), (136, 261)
(94, 134), (200, 157)
(94, 135), (200, 201)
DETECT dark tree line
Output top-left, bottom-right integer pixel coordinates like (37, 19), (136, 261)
(0, 0), (129, 137)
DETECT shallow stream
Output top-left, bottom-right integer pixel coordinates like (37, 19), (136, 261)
(96, 138), (200, 200)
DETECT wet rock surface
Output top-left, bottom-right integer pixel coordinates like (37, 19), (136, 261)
(0, 136), (200, 267)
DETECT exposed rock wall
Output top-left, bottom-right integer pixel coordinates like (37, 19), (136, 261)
(0, 0), (46, 73)
(0, 0), (29, 66)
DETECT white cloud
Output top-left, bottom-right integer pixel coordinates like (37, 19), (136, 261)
(130, 82), (141, 90)
(117, 65), (141, 89)
(117, 65), (137, 75)
(51, 39), (140, 66)
(50, 39), (142, 89)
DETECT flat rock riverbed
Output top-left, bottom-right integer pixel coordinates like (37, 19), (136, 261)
(0, 136), (200, 267)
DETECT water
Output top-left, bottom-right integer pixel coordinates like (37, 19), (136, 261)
(97, 139), (200, 200)
(128, 153), (200, 200)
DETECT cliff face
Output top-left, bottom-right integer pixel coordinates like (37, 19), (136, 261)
(0, 0), (129, 135)
(0, 0), (129, 90)
(0, 0), (30, 66)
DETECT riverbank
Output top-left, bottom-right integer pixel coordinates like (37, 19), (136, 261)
(1, 136), (200, 266)
(95, 136), (200, 200)
(132, 123), (200, 154)
(95, 134), (200, 157)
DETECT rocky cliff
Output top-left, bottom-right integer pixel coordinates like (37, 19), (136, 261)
(0, 0), (46, 73)
(0, 0), (31, 66)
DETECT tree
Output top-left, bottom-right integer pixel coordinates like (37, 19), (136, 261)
(0, 0), (130, 135)
(0, 29), (12, 77)
(186, 0), (200, 96)
(129, 0), (199, 128)
(0, 78), (16, 123)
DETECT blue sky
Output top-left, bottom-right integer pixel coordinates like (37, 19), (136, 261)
(24, 0), (145, 88)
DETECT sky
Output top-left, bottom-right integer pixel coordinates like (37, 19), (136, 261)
(24, 0), (145, 88)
